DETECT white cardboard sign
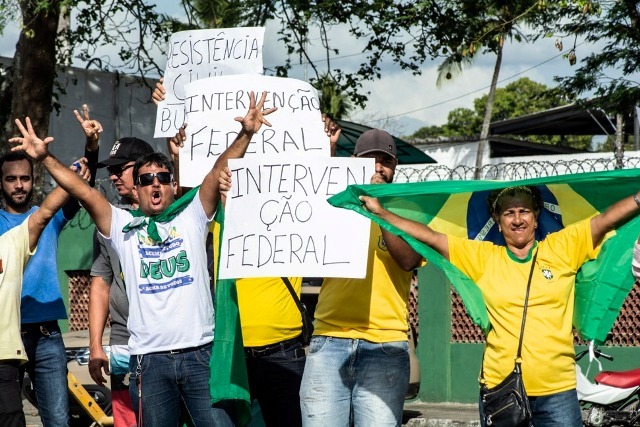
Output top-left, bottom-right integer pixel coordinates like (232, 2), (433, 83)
(179, 74), (331, 187)
(218, 156), (374, 279)
(154, 27), (265, 137)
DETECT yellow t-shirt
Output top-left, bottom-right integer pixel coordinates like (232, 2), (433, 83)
(448, 219), (598, 396)
(0, 219), (34, 362)
(313, 221), (413, 342)
(212, 222), (303, 347)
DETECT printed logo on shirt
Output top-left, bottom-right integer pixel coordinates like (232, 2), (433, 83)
(540, 266), (554, 280)
(378, 235), (388, 252)
(137, 229), (194, 294)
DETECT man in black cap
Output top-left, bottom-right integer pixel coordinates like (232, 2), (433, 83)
(88, 136), (155, 427)
(300, 129), (423, 427)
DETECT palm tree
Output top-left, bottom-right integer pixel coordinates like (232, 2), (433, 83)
(434, 0), (545, 178)
(313, 73), (353, 120)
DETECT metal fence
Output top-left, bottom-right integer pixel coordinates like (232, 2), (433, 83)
(395, 156), (640, 183)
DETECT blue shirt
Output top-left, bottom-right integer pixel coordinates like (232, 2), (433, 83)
(0, 207), (68, 323)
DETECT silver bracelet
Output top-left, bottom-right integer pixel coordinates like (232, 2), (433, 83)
(634, 193), (640, 209)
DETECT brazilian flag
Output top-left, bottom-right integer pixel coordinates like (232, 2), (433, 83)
(329, 168), (640, 344)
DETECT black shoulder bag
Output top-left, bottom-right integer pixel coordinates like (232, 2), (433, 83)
(281, 277), (314, 346)
(479, 251), (537, 427)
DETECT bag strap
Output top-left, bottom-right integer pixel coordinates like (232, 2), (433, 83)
(281, 277), (307, 316)
(516, 249), (538, 359)
(480, 248), (538, 382)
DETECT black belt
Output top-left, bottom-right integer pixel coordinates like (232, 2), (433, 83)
(244, 336), (301, 358)
(149, 342), (210, 355)
(21, 320), (59, 335)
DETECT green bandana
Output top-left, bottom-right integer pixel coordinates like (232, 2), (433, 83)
(122, 186), (200, 242)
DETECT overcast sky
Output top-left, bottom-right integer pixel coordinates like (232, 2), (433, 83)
(0, 2), (621, 136)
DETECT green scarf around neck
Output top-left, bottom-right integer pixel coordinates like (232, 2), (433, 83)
(122, 186), (200, 242)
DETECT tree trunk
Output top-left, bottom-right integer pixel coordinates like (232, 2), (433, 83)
(474, 43), (503, 180)
(9, 0), (61, 203)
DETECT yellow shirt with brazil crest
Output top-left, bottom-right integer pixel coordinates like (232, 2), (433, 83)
(448, 219), (598, 396)
(313, 221), (414, 342)
(212, 221), (303, 347)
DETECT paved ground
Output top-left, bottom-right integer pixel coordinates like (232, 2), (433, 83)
(24, 398), (480, 427)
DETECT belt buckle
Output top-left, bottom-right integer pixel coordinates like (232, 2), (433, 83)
(169, 349), (182, 355)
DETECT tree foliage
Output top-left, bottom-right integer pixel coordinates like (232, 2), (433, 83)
(409, 77), (593, 150)
(549, 0), (640, 117)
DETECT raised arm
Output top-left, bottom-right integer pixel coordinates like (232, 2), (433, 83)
(591, 193), (640, 247)
(199, 91), (277, 218)
(27, 186), (68, 250)
(322, 113), (341, 157)
(360, 195), (450, 260)
(10, 117), (112, 237)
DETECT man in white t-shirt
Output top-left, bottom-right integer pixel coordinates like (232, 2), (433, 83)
(10, 91), (277, 427)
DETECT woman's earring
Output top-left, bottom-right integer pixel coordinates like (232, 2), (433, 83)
(535, 224), (538, 229)
(498, 226), (502, 232)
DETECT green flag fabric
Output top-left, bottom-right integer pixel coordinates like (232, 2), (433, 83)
(209, 206), (252, 426)
(328, 168), (640, 344)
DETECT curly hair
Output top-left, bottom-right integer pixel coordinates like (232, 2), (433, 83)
(486, 186), (543, 217)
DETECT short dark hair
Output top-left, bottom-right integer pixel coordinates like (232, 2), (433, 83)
(0, 151), (33, 178)
(133, 152), (174, 183)
(487, 185), (543, 217)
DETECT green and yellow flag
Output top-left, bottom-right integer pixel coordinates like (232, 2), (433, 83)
(329, 168), (640, 344)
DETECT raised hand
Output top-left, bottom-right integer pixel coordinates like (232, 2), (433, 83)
(71, 157), (91, 182)
(9, 117), (53, 161)
(234, 91), (277, 136)
(74, 104), (102, 150)
(218, 166), (232, 206)
(167, 123), (186, 158)
(152, 77), (166, 106)
(359, 195), (384, 215)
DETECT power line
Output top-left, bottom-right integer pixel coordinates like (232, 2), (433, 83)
(364, 44), (582, 125)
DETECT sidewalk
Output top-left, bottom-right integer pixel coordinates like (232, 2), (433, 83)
(403, 401), (481, 427)
(26, 398), (481, 426)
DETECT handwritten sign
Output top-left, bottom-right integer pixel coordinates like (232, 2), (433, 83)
(218, 156), (374, 279)
(179, 74), (331, 187)
(154, 27), (265, 137)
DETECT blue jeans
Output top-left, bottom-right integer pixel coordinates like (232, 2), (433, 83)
(245, 339), (306, 427)
(129, 343), (232, 427)
(300, 336), (409, 427)
(21, 321), (69, 427)
(479, 388), (582, 427)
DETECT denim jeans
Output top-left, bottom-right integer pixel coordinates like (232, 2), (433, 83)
(300, 336), (409, 427)
(479, 388), (582, 427)
(0, 361), (25, 427)
(245, 340), (306, 427)
(21, 321), (69, 427)
(128, 343), (233, 427)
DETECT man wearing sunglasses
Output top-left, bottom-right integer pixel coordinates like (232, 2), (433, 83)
(89, 136), (154, 427)
(11, 91), (277, 427)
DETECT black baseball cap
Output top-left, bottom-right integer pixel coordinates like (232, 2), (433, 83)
(353, 129), (397, 159)
(97, 137), (155, 168)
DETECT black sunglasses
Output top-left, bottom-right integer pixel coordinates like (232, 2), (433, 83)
(107, 163), (134, 177)
(137, 172), (173, 187)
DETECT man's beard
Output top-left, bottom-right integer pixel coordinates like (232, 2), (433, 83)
(2, 187), (33, 210)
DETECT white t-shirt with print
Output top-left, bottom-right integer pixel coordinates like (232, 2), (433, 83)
(104, 192), (214, 355)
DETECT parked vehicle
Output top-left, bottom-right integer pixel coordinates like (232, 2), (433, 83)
(576, 346), (640, 426)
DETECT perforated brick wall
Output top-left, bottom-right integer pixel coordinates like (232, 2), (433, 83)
(451, 281), (640, 346)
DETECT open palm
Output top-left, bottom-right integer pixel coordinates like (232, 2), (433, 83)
(9, 117), (53, 161)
